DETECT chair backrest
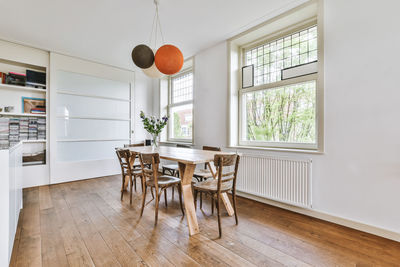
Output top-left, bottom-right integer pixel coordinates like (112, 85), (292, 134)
(203, 145), (221, 152)
(124, 142), (145, 148)
(115, 149), (136, 175)
(177, 144), (191, 148)
(214, 154), (240, 193)
(202, 146), (221, 169)
(138, 153), (160, 189)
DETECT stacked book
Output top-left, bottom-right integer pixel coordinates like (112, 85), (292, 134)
(9, 118), (20, 147)
(28, 118), (38, 140)
(19, 118), (29, 141)
(0, 118), (9, 148)
(31, 107), (46, 115)
(37, 118), (46, 140)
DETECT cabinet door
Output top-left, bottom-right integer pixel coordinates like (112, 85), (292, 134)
(8, 147), (16, 262)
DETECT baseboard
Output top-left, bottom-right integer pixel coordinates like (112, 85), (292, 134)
(236, 191), (400, 243)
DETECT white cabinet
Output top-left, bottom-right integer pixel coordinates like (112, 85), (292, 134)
(0, 143), (23, 266)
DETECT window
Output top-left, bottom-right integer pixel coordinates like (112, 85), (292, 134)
(239, 23), (319, 150)
(168, 71), (193, 142)
(245, 26), (317, 86)
(242, 81), (316, 143)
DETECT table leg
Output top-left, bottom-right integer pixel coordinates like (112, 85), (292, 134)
(178, 162), (199, 236)
(206, 163), (235, 217)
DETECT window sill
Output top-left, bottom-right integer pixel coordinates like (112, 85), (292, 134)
(227, 145), (324, 154)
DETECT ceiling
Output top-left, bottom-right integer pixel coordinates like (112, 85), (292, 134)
(0, 0), (307, 70)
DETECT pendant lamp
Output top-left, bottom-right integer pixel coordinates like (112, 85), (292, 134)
(143, 50), (164, 78)
(131, 44), (154, 69)
(131, 0), (184, 77)
(143, 62), (164, 78)
(155, 44), (183, 75)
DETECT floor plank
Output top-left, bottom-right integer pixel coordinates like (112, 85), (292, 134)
(39, 186), (53, 210)
(40, 208), (69, 267)
(49, 184), (95, 267)
(15, 187), (42, 267)
(10, 175), (400, 267)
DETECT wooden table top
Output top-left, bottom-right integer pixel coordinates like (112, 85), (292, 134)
(125, 146), (233, 164)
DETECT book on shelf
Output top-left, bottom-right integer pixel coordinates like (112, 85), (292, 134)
(6, 72), (26, 86)
(0, 73), (6, 84)
(8, 118), (20, 146)
(0, 116), (46, 147)
(0, 118), (9, 148)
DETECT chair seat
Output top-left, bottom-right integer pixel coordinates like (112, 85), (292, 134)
(193, 179), (232, 192)
(123, 169), (142, 176)
(146, 175), (181, 187)
(193, 169), (214, 179)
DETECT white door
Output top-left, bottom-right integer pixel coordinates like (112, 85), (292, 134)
(49, 53), (134, 184)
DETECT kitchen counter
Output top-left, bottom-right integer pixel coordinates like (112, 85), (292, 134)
(0, 142), (23, 265)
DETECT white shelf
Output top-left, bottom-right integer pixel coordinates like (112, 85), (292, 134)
(0, 83), (46, 93)
(22, 140), (47, 143)
(0, 112), (46, 117)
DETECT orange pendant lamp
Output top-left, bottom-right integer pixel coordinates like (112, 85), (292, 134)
(131, 0), (183, 77)
(155, 45), (183, 75)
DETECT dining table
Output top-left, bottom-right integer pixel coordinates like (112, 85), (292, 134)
(126, 145), (235, 236)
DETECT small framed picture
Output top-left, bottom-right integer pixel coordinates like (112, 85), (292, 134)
(242, 65), (254, 88)
(22, 97), (46, 114)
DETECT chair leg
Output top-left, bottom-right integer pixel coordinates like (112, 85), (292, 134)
(178, 184), (184, 215)
(140, 185), (147, 217)
(200, 192), (203, 209)
(133, 175), (137, 192)
(154, 189), (159, 226)
(150, 187), (154, 199)
(164, 188), (168, 207)
(121, 175), (126, 201)
(232, 190), (238, 225)
(140, 175), (144, 193)
(217, 194), (222, 238)
(211, 194), (214, 215)
(130, 175), (133, 205)
(194, 190), (198, 210)
(172, 186), (175, 200)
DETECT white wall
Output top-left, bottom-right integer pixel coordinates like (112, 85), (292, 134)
(194, 43), (228, 148)
(189, 0), (400, 237)
(133, 71), (154, 143)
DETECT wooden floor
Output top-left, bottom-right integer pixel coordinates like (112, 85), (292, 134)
(10, 175), (400, 267)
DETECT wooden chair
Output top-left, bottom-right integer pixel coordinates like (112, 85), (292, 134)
(124, 142), (145, 147)
(193, 154), (240, 238)
(139, 152), (184, 225)
(115, 149), (143, 204)
(162, 144), (192, 198)
(124, 143), (151, 170)
(193, 146), (221, 181)
(193, 146), (221, 209)
(162, 143), (191, 176)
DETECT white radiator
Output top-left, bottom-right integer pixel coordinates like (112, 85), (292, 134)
(236, 154), (312, 208)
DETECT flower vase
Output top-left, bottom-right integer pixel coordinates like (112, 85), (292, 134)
(152, 134), (159, 149)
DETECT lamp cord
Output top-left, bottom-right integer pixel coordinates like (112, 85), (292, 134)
(148, 0), (165, 49)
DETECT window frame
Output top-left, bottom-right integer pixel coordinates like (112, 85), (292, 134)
(238, 19), (321, 150)
(167, 68), (194, 143)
